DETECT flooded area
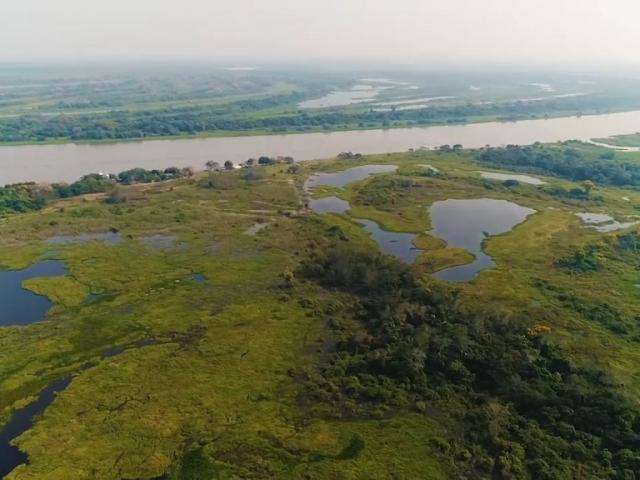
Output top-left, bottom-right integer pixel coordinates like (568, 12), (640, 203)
(0, 376), (72, 478)
(308, 196), (350, 214)
(304, 164), (397, 190)
(0, 260), (67, 327)
(430, 199), (536, 282)
(308, 197), (419, 262)
(305, 167), (420, 263)
(356, 219), (421, 263)
(305, 171), (536, 275)
(47, 231), (122, 245)
(3, 110), (640, 185)
(576, 212), (639, 232)
(479, 171), (545, 185)
(298, 84), (386, 109)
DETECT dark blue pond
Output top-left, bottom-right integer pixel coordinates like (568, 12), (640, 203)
(430, 198), (535, 282)
(0, 260), (67, 327)
(0, 376), (72, 478)
(357, 219), (421, 263)
(192, 273), (207, 284)
(304, 164), (397, 190)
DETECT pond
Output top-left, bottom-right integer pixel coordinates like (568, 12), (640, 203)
(430, 199), (536, 282)
(308, 196), (350, 214)
(479, 171), (545, 185)
(0, 260), (67, 327)
(307, 193), (420, 263)
(3, 110), (640, 185)
(192, 273), (207, 284)
(0, 376), (72, 478)
(356, 219), (421, 263)
(304, 164), (398, 190)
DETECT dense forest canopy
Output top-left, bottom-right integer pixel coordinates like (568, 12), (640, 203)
(300, 242), (640, 479)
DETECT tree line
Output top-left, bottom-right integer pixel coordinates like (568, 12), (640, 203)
(2, 94), (638, 142)
(296, 237), (640, 479)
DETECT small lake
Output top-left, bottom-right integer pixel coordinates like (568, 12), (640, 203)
(4, 110), (640, 185)
(0, 376), (72, 478)
(307, 193), (419, 263)
(304, 164), (397, 190)
(308, 196), (350, 214)
(430, 199), (535, 282)
(0, 260), (67, 327)
(479, 171), (545, 185)
(356, 219), (421, 263)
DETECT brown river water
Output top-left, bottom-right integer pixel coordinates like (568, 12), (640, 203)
(1, 110), (640, 184)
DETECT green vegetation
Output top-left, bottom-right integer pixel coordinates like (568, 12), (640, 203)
(0, 183), (45, 214)
(554, 244), (602, 272)
(3, 66), (640, 144)
(477, 142), (640, 187)
(2, 141), (640, 478)
(0, 168), (193, 215)
(594, 133), (640, 148)
(300, 242), (640, 479)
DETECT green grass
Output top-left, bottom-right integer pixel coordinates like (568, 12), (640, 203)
(3, 146), (640, 478)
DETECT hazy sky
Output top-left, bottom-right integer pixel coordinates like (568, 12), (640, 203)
(2, 0), (639, 68)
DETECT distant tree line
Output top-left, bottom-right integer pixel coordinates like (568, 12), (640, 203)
(2, 94), (639, 142)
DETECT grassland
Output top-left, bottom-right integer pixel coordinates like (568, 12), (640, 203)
(594, 132), (640, 148)
(1, 144), (640, 478)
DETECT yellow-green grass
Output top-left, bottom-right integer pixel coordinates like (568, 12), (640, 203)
(3, 147), (640, 478)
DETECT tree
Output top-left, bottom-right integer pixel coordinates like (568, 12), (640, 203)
(224, 160), (234, 170)
(181, 167), (195, 178)
(205, 161), (220, 177)
(583, 180), (596, 196)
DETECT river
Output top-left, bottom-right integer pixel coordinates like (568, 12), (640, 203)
(1, 110), (640, 185)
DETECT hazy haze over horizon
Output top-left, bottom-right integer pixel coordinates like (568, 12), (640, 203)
(2, 0), (640, 69)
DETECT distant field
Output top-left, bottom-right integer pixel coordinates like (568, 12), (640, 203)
(3, 65), (640, 143)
